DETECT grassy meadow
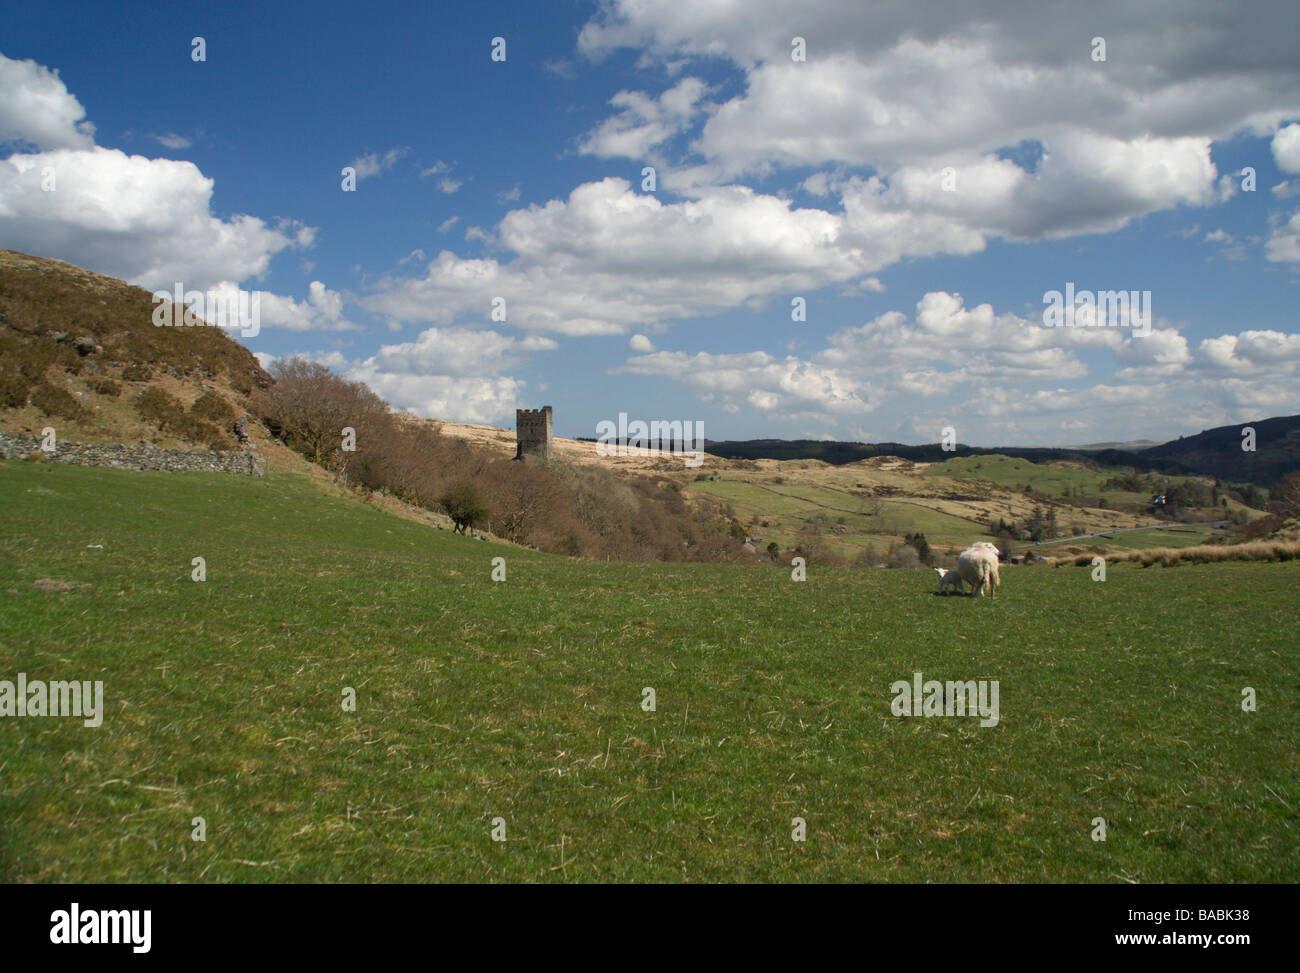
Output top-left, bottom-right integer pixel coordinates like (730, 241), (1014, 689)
(681, 453), (1246, 563)
(686, 474), (985, 556)
(1061, 525), (1222, 551)
(1, 460), (1296, 882)
(923, 454), (1114, 497)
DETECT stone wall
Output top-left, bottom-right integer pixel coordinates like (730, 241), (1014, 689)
(0, 430), (265, 477)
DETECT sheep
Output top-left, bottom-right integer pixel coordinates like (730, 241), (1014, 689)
(983, 552), (1001, 597)
(934, 566), (964, 595)
(957, 542), (1001, 598)
(974, 543), (1001, 597)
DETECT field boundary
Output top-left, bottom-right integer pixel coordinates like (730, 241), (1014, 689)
(0, 429), (264, 477)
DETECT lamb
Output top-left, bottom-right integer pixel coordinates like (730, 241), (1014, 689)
(957, 542), (1001, 598)
(934, 566), (964, 595)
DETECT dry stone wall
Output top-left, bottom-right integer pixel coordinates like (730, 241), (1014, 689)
(0, 430), (264, 477)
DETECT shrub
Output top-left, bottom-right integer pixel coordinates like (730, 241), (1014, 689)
(31, 383), (83, 420)
(1101, 472), (1146, 492)
(190, 391), (234, 422)
(228, 369), (255, 396)
(903, 531), (932, 564)
(0, 336), (80, 382)
(996, 529), (1017, 560)
(203, 424), (233, 450)
(90, 378), (122, 397)
(1237, 513), (1283, 541)
(121, 365), (152, 382)
(440, 482), (491, 534)
(853, 545), (879, 569)
(0, 370), (30, 408)
(171, 413), (229, 448)
(134, 386), (184, 429)
(886, 542), (922, 569)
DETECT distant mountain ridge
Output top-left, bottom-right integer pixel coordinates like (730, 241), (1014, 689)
(1062, 439), (1166, 452)
(702, 438), (1187, 473)
(1140, 414), (1300, 486)
(705, 415), (1300, 486)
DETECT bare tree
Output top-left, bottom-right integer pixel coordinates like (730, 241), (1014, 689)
(254, 357), (389, 467)
(482, 460), (564, 543)
(1272, 471), (1300, 519)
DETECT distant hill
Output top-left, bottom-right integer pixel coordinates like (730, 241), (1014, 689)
(1063, 439), (1166, 453)
(1138, 415), (1300, 487)
(702, 438), (1194, 477)
(704, 419), (1300, 487)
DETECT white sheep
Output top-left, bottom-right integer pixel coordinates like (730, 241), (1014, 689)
(934, 566), (964, 595)
(957, 542), (1001, 598)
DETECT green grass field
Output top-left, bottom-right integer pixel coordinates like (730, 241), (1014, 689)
(924, 454), (1236, 514)
(2, 461), (1296, 882)
(924, 454), (1115, 497)
(1040, 525), (1222, 552)
(689, 476), (984, 554)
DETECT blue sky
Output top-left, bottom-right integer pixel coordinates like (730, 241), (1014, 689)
(4, 0), (1300, 447)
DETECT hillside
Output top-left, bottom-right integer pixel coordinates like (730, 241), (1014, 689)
(1139, 414), (1300, 486)
(0, 249), (318, 475)
(1064, 439), (1166, 452)
(701, 437), (1195, 476)
(703, 422), (1300, 488)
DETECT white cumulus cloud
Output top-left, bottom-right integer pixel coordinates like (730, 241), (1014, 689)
(0, 53), (94, 150)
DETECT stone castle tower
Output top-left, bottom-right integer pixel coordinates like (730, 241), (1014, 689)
(515, 406), (553, 465)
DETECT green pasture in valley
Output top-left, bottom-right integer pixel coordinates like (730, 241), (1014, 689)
(1, 461), (1295, 882)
